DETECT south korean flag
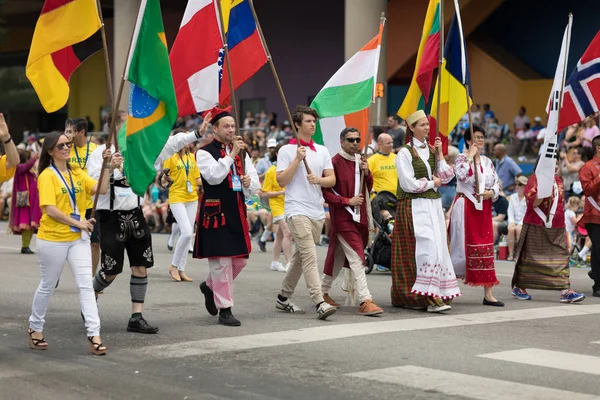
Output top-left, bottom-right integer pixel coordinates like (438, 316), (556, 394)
(535, 16), (572, 198)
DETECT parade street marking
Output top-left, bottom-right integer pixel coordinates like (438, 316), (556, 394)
(347, 365), (598, 400)
(139, 304), (600, 359)
(479, 348), (600, 376)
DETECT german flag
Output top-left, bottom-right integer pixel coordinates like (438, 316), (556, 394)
(26, 0), (102, 113)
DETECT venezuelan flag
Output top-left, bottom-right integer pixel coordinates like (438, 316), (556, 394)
(26, 0), (102, 113)
(430, 9), (472, 137)
(117, 0), (177, 197)
(397, 0), (440, 119)
(219, 0), (267, 104)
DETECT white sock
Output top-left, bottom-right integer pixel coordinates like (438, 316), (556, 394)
(579, 247), (590, 259)
(260, 229), (272, 242)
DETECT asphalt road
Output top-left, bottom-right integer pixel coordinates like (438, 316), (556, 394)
(1, 221), (600, 400)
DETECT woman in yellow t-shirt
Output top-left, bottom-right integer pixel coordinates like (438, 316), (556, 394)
(163, 138), (202, 282)
(28, 132), (115, 356)
(261, 147), (291, 272)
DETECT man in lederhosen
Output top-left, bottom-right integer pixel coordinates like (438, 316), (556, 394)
(88, 112), (210, 333)
(195, 106), (260, 327)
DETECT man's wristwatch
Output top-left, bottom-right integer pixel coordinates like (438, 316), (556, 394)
(3, 137), (11, 144)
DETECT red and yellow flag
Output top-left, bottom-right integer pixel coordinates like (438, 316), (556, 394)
(26, 0), (102, 113)
(397, 0), (441, 119)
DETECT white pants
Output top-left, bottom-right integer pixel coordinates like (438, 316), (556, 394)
(30, 238), (101, 337)
(170, 201), (198, 271)
(321, 235), (372, 303)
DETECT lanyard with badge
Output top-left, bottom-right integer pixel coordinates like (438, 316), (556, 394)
(74, 140), (91, 169)
(179, 153), (194, 193)
(227, 146), (242, 192)
(50, 165), (81, 233)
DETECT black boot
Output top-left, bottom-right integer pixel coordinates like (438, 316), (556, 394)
(199, 281), (218, 316)
(218, 308), (241, 326)
(127, 314), (159, 334)
(21, 247), (34, 254)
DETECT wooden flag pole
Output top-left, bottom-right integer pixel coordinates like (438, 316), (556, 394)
(90, 0), (141, 218)
(96, 0), (114, 104)
(217, 0), (245, 173)
(435, 0), (444, 141)
(464, 84), (481, 203)
(247, 0), (311, 174)
(359, 12), (387, 202)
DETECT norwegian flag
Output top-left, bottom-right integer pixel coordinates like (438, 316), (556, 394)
(558, 30), (600, 131)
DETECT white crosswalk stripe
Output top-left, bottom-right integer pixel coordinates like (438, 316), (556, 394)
(347, 365), (599, 400)
(136, 305), (600, 359)
(479, 348), (600, 376)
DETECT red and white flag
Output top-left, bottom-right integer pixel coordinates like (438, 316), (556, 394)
(169, 0), (223, 117)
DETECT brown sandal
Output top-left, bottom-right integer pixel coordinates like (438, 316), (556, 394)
(27, 328), (48, 350)
(87, 336), (107, 356)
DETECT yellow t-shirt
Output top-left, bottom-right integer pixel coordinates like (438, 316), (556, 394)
(368, 152), (398, 195)
(163, 152), (201, 204)
(0, 155), (16, 183)
(262, 165), (285, 217)
(37, 167), (97, 242)
(69, 140), (98, 210)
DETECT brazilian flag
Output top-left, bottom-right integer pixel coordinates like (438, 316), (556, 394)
(118, 0), (177, 197)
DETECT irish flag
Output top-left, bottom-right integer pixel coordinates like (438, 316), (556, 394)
(311, 22), (384, 155)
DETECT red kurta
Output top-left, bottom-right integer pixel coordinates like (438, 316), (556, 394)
(322, 154), (373, 276)
(579, 156), (600, 227)
(522, 174), (565, 228)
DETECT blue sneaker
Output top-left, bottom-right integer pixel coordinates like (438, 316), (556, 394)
(375, 264), (390, 272)
(560, 289), (585, 303)
(511, 287), (532, 300)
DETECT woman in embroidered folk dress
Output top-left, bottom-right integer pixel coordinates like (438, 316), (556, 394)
(511, 169), (585, 303)
(449, 125), (503, 306)
(390, 110), (461, 313)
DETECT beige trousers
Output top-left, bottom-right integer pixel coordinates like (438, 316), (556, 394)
(321, 234), (372, 303)
(280, 215), (325, 305)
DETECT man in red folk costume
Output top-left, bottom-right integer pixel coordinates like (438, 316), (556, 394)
(321, 127), (383, 315)
(194, 107), (260, 326)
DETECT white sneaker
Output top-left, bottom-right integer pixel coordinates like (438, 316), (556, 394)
(276, 298), (305, 314)
(427, 304), (451, 313)
(317, 302), (337, 320)
(270, 262), (288, 272)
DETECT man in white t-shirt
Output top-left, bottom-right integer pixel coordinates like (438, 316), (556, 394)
(275, 105), (337, 320)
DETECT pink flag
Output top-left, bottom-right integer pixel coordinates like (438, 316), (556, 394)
(169, 0), (223, 117)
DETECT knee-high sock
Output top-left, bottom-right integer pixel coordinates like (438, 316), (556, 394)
(22, 230), (33, 248)
(130, 275), (148, 304)
(93, 270), (114, 293)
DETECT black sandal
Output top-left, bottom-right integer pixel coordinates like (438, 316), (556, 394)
(27, 328), (48, 350)
(87, 336), (107, 356)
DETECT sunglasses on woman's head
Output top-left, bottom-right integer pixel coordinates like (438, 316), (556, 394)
(345, 137), (361, 143)
(56, 142), (73, 151)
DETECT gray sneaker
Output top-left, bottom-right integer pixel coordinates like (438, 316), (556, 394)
(276, 298), (305, 314)
(317, 302), (337, 320)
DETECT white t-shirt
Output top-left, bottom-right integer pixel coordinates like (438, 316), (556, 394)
(277, 143), (333, 220)
(565, 209), (577, 234)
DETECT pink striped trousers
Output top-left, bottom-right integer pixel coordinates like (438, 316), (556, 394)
(206, 258), (247, 308)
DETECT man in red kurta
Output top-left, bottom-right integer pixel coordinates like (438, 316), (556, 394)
(579, 135), (600, 297)
(321, 127), (383, 316)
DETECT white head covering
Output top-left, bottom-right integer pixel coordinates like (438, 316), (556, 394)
(406, 110), (427, 126)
